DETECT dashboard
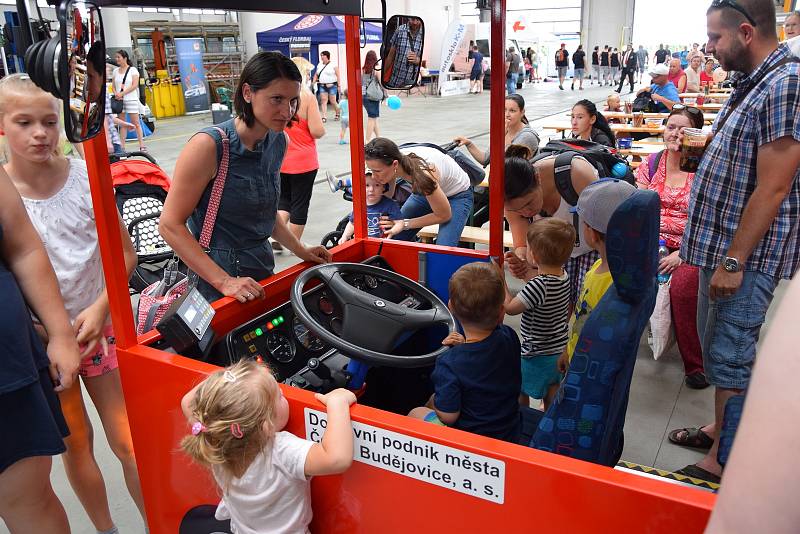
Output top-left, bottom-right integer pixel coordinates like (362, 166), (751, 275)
(221, 256), (417, 383)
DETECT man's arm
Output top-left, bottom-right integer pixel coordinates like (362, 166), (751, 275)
(710, 136), (800, 298)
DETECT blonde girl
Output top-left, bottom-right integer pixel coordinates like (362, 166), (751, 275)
(0, 74), (144, 533)
(181, 359), (357, 533)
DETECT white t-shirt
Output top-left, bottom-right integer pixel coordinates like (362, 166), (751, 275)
(399, 146), (470, 197)
(788, 36), (800, 58)
(213, 432), (315, 534)
(315, 61), (338, 84)
(112, 66), (140, 102)
(21, 159), (105, 323)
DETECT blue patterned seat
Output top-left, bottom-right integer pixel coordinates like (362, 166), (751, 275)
(527, 190), (660, 466)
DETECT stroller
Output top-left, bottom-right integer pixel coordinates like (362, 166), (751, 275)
(111, 151), (174, 292)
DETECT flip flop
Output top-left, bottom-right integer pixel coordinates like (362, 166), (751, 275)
(675, 464), (721, 484)
(668, 427), (714, 450)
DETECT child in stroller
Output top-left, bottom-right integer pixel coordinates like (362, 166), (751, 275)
(321, 169), (412, 249)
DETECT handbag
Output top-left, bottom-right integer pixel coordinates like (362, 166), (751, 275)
(647, 280), (676, 360)
(136, 126), (230, 335)
(110, 67), (130, 114)
(365, 74), (384, 102)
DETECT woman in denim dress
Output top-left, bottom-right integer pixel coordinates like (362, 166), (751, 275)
(161, 52), (331, 303)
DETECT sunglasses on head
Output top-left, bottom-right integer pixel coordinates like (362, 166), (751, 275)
(672, 104), (703, 116)
(710, 0), (757, 27)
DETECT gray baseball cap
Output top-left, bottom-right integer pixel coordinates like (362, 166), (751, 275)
(570, 179), (637, 234)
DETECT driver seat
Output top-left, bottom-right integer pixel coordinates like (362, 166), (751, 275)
(527, 189), (660, 466)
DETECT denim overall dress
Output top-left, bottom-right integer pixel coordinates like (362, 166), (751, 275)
(188, 119), (286, 302)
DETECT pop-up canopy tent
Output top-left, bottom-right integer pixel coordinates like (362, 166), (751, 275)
(257, 15), (382, 85)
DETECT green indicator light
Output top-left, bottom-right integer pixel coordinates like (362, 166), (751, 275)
(255, 328), (263, 336)
(277, 316), (284, 324)
(271, 319), (279, 326)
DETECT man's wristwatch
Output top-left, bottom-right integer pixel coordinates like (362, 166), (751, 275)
(723, 256), (742, 273)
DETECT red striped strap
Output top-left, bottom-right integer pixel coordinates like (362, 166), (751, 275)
(198, 126), (230, 249)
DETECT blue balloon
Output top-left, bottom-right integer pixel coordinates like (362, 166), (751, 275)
(387, 95), (402, 110)
(611, 162), (628, 178)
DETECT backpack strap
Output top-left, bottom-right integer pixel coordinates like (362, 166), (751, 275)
(647, 150), (664, 182)
(553, 152), (580, 206)
(198, 126), (230, 250)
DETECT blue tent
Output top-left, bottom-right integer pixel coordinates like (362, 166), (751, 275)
(256, 15), (382, 70)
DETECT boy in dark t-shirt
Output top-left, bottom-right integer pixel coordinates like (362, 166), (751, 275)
(409, 262), (522, 443)
(339, 172), (403, 242)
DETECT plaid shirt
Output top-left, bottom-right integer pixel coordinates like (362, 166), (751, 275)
(387, 24), (423, 87)
(682, 44), (800, 279)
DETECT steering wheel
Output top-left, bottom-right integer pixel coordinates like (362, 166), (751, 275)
(291, 263), (456, 368)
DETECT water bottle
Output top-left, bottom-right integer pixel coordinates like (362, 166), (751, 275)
(657, 239), (671, 284)
(611, 162), (628, 178)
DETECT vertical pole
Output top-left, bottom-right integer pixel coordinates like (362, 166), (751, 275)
(345, 15), (367, 239)
(84, 130), (137, 350)
(488, 0), (506, 262)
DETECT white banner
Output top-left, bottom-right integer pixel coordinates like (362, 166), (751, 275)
(439, 19), (466, 78)
(305, 408), (506, 503)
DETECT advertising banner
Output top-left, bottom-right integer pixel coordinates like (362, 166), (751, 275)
(175, 38), (209, 113)
(439, 19), (466, 79)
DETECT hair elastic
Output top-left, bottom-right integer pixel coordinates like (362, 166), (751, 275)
(223, 370), (237, 383)
(230, 423), (244, 439)
(191, 422), (207, 436)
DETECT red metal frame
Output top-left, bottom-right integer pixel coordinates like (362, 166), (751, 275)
(82, 4), (716, 533)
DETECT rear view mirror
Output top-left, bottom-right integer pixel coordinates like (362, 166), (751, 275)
(381, 15), (424, 90)
(62, 1), (106, 143)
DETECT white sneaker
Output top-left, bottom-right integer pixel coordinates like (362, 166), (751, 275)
(325, 170), (340, 193)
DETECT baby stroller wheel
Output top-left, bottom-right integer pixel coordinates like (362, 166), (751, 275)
(321, 230), (344, 250)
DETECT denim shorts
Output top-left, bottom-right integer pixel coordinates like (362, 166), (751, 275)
(697, 268), (778, 390)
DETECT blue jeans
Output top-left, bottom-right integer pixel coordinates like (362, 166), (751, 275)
(395, 189), (473, 247)
(697, 268), (778, 390)
(506, 73), (518, 95)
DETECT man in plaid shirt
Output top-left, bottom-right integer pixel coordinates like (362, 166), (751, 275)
(384, 17), (423, 88)
(670, 0), (800, 484)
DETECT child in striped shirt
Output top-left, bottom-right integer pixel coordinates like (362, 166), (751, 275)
(502, 218), (575, 409)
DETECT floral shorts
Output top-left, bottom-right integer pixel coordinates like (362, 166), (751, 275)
(78, 325), (119, 378)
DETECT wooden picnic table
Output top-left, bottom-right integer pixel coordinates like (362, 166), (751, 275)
(679, 92), (730, 100)
(542, 123), (666, 136)
(617, 144), (664, 156)
(603, 111), (716, 124)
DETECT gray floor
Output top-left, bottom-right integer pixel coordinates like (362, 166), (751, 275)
(4, 76), (780, 533)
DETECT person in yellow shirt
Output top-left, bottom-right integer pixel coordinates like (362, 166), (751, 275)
(558, 179), (637, 372)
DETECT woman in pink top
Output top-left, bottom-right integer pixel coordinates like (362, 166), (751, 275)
(636, 106), (707, 391)
(278, 67), (325, 246)
(668, 58), (687, 93)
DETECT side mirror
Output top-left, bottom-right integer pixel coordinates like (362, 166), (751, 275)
(380, 15), (424, 90)
(63, 1), (106, 143)
(25, 0), (106, 143)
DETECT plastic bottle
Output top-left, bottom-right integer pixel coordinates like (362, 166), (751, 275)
(657, 239), (671, 284)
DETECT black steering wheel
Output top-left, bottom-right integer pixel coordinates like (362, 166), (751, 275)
(291, 263), (456, 367)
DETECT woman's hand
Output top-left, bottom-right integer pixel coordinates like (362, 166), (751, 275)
(73, 302), (108, 358)
(46, 333), (81, 392)
(453, 136), (472, 147)
(659, 250), (682, 275)
(504, 250), (538, 280)
(114, 92), (123, 100)
(218, 275), (265, 303)
(379, 216), (404, 238)
(297, 245), (333, 265)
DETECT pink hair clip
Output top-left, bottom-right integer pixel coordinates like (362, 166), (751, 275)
(191, 422), (207, 436)
(230, 423), (244, 439)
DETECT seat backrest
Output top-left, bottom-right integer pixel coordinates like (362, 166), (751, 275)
(529, 190), (660, 466)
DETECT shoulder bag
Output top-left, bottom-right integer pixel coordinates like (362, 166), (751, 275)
(136, 126), (230, 334)
(110, 67), (130, 115)
(365, 74), (384, 102)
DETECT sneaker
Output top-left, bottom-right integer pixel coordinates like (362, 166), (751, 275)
(325, 170), (340, 193)
(338, 139), (347, 145)
(559, 85), (564, 90)
(571, 83), (574, 90)
(685, 373), (710, 390)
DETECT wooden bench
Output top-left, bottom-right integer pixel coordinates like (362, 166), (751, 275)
(417, 224), (515, 249)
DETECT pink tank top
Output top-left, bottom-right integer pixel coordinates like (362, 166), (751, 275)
(280, 117), (318, 174)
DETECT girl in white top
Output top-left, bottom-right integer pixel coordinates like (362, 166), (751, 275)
(112, 49), (146, 151)
(0, 74), (145, 533)
(365, 137), (473, 247)
(181, 359), (357, 534)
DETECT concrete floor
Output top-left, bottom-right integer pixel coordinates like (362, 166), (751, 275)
(3, 77), (786, 533)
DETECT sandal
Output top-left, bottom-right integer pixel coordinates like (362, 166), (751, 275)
(668, 427), (714, 450)
(334, 113), (340, 121)
(674, 464), (721, 484)
(322, 117), (327, 123)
